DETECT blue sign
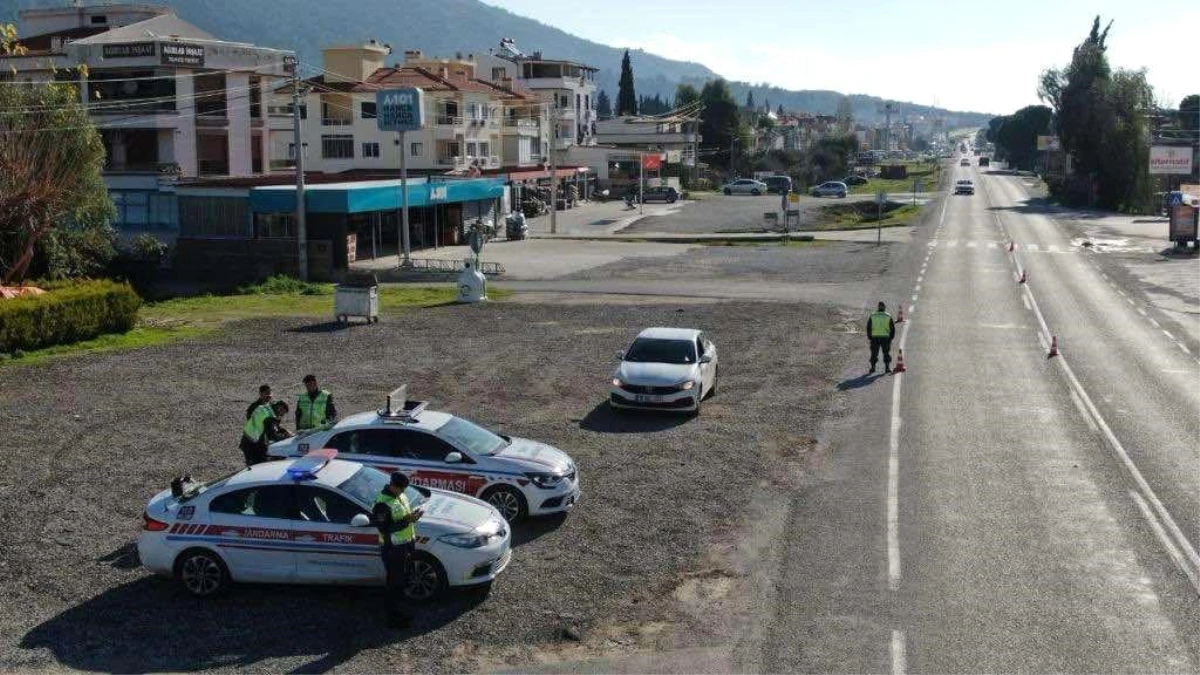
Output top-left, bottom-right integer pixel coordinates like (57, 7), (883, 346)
(1166, 192), (1184, 207)
(376, 87), (424, 132)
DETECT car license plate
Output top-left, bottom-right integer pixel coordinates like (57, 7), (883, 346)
(634, 394), (655, 403)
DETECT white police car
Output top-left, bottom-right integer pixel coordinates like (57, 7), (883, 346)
(268, 387), (580, 523)
(138, 450), (511, 599)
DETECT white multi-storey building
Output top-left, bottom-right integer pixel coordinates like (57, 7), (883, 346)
(273, 45), (547, 175)
(0, 4), (294, 231)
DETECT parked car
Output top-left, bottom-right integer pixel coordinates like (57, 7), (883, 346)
(954, 179), (975, 195)
(641, 186), (680, 203)
(722, 179), (768, 196)
(761, 175), (792, 194)
(610, 328), (719, 415)
(843, 175), (870, 186)
(138, 451), (511, 600)
(978, 157), (990, 167)
(960, 158), (971, 166)
(269, 388), (580, 523)
(811, 181), (848, 198)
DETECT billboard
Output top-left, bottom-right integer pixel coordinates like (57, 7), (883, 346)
(376, 88), (425, 133)
(161, 42), (204, 67)
(1149, 146), (1193, 175)
(642, 154), (663, 170)
(1036, 135), (1061, 151)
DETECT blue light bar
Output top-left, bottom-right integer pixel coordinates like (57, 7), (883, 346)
(286, 448), (338, 481)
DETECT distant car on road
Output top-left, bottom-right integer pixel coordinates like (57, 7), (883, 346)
(610, 328), (719, 415)
(954, 179), (975, 195)
(640, 186), (679, 203)
(842, 175), (869, 186)
(761, 175), (793, 194)
(960, 158), (971, 166)
(811, 181), (848, 198)
(978, 157), (990, 167)
(722, 179), (768, 196)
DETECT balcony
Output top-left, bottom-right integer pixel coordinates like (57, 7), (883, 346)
(321, 117), (353, 127)
(503, 118), (541, 136)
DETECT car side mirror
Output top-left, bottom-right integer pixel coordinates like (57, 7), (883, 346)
(445, 451), (463, 464)
(700, 354), (713, 364)
(615, 350), (625, 361)
(350, 513), (371, 528)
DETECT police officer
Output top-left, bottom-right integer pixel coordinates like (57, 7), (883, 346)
(240, 399), (291, 467)
(296, 374), (337, 431)
(245, 384), (272, 420)
(373, 471), (424, 629)
(867, 301), (897, 374)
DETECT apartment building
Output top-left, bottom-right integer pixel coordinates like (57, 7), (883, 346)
(0, 4), (294, 230)
(274, 44), (547, 175)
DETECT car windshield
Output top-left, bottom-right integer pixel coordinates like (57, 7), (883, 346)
(179, 469), (240, 502)
(624, 338), (696, 364)
(337, 465), (429, 509)
(436, 416), (508, 456)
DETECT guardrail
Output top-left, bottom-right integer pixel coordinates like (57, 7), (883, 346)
(402, 258), (505, 275)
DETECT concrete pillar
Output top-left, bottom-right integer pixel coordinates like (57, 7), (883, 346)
(226, 72), (252, 176)
(175, 73), (198, 177)
(258, 78), (272, 174)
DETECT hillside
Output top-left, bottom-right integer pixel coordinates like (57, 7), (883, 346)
(4, 0), (991, 125)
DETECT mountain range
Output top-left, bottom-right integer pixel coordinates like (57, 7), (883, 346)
(4, 0), (991, 126)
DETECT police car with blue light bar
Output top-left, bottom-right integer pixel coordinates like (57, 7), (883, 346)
(137, 449), (511, 599)
(267, 386), (581, 523)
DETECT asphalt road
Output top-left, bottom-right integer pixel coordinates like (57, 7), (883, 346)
(746, 163), (1200, 673)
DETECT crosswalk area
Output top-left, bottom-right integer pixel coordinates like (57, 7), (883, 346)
(926, 239), (1164, 254)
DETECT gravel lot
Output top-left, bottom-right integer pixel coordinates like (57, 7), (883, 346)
(0, 298), (858, 673)
(621, 194), (878, 235)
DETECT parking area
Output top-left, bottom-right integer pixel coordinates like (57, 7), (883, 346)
(0, 296), (858, 673)
(620, 193), (882, 235)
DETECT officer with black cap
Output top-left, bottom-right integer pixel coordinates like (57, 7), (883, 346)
(372, 471), (424, 628)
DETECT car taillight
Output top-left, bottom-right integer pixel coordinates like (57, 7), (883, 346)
(142, 511), (169, 531)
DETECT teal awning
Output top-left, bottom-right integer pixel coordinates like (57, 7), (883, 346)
(250, 177), (505, 214)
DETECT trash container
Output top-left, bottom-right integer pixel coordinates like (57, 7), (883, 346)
(334, 272), (379, 324)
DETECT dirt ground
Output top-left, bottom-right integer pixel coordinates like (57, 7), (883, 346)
(0, 297), (861, 673)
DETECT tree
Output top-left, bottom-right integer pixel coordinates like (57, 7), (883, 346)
(1, 25), (114, 285)
(993, 105), (1054, 170)
(777, 104), (785, 117)
(836, 95), (854, 133)
(984, 116), (1006, 144)
(616, 50), (637, 116)
(596, 90), (612, 119)
(1039, 16), (1154, 210)
(699, 78), (742, 172)
(1180, 94), (1199, 134)
(745, 90), (755, 111)
(675, 83), (700, 109)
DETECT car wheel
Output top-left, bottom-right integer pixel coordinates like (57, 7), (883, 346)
(708, 366), (718, 398)
(724, 188), (732, 195)
(405, 552), (447, 602)
(175, 549), (229, 598)
(751, 189), (761, 196)
(482, 485), (528, 523)
(691, 392), (703, 417)
(839, 192), (847, 198)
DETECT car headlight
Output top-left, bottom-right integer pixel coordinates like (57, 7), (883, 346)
(676, 380), (696, 391)
(438, 532), (488, 548)
(527, 472), (564, 489)
(612, 377), (624, 387)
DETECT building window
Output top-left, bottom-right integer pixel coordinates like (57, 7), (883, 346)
(321, 135), (354, 159)
(491, 66), (507, 80)
(410, 142), (423, 157)
(360, 101), (377, 119)
(466, 142), (477, 157)
(362, 142), (380, 158)
(560, 94), (570, 109)
(576, 93), (581, 111)
(90, 14), (107, 24)
(255, 213), (296, 239)
(478, 142), (489, 159)
(467, 102), (479, 120)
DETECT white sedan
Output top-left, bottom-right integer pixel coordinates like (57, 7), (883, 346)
(268, 388), (580, 523)
(722, 178), (769, 195)
(610, 327), (719, 414)
(138, 450), (511, 600)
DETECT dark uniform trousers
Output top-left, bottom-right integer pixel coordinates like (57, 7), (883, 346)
(869, 337), (893, 368)
(382, 542), (415, 620)
(239, 435), (268, 467)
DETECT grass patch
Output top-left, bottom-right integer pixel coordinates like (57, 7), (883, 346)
(812, 202), (923, 230)
(0, 325), (208, 367)
(850, 162), (943, 195)
(699, 237), (822, 247)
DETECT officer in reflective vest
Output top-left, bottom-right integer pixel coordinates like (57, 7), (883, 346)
(373, 471), (425, 629)
(867, 301), (897, 374)
(239, 400), (290, 467)
(296, 374), (337, 431)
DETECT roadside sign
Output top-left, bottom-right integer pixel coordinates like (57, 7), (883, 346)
(1037, 135), (1060, 151)
(787, 192), (799, 203)
(376, 87), (425, 132)
(876, 190), (888, 205)
(1150, 146), (1193, 175)
(1167, 192), (1184, 207)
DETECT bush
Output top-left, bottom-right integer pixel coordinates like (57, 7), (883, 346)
(0, 280), (141, 353)
(237, 274), (328, 296)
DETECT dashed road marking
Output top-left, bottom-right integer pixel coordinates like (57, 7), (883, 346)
(1149, 318), (1161, 328)
(1163, 329), (1175, 340)
(891, 629), (907, 675)
(1180, 343), (1192, 355)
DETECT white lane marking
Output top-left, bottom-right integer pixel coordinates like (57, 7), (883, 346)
(1163, 330), (1175, 340)
(891, 629), (907, 675)
(914, 284), (922, 292)
(1130, 490), (1200, 593)
(987, 241), (997, 249)
(911, 293), (918, 302)
(1023, 295), (1033, 311)
(945, 240), (958, 248)
(1180, 343), (1192, 355)
(1150, 318), (1161, 328)
(1136, 308), (1147, 317)
(1026, 243), (1040, 252)
(917, 274), (924, 283)
(887, 315), (913, 593)
(1069, 388), (1099, 433)
(1022, 283), (1200, 595)
(967, 241), (978, 249)
(1048, 244), (1059, 253)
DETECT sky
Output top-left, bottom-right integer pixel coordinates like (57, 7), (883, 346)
(486, 0), (1197, 115)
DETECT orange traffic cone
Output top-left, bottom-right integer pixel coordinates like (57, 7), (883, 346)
(893, 349), (907, 373)
(1048, 335), (1059, 358)
(1019, 269), (1027, 284)
(896, 306), (905, 323)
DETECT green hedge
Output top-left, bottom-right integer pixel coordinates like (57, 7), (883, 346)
(0, 280), (141, 353)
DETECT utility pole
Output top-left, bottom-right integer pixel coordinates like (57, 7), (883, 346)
(399, 129), (411, 266)
(291, 69), (308, 281)
(639, 151), (645, 215)
(549, 99), (557, 234)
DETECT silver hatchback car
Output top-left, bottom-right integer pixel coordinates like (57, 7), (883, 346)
(811, 181), (848, 198)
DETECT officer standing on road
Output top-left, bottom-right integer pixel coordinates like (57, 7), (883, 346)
(373, 471), (424, 629)
(245, 384), (272, 420)
(240, 400), (291, 467)
(867, 301), (897, 374)
(296, 374), (337, 431)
